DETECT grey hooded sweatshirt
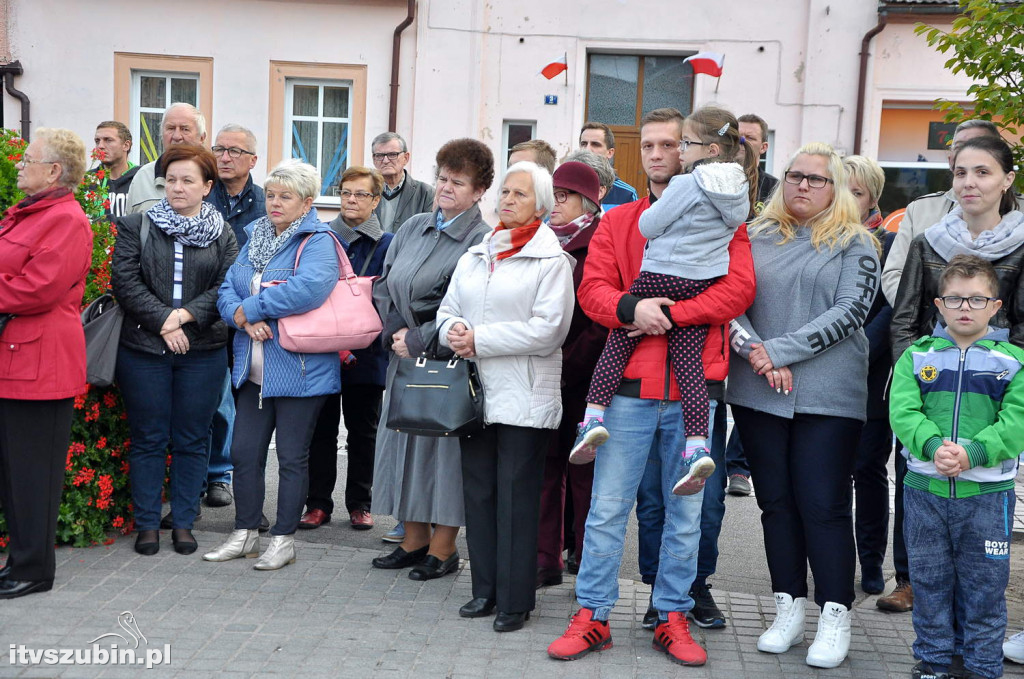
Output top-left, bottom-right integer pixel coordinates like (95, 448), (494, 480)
(637, 161), (749, 280)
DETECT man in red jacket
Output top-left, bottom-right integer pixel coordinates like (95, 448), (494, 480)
(547, 108), (755, 666)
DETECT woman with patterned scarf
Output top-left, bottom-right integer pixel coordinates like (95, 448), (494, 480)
(436, 161), (575, 633)
(536, 161), (607, 589)
(206, 159), (340, 571)
(112, 144), (238, 557)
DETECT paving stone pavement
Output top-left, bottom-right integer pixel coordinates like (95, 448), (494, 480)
(1, 532), (1023, 679)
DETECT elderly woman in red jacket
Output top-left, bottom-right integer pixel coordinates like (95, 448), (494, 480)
(0, 128), (93, 599)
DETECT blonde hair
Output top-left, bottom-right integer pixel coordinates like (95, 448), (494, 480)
(752, 142), (876, 253)
(35, 127), (87, 190)
(842, 155), (885, 208)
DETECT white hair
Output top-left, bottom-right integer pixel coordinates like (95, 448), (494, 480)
(161, 102), (206, 140)
(504, 160), (554, 219)
(216, 123), (257, 153)
(265, 158), (321, 200)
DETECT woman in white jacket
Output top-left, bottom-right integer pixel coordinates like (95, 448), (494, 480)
(437, 161), (575, 633)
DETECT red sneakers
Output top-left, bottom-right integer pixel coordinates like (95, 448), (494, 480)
(652, 612), (707, 666)
(547, 608), (612, 660)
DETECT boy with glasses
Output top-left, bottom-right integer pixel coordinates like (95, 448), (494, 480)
(889, 254), (1024, 679)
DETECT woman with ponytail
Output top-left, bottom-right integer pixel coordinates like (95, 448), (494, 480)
(568, 105), (759, 498)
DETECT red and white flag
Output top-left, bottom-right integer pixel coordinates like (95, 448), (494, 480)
(540, 55), (568, 80)
(684, 51), (725, 78)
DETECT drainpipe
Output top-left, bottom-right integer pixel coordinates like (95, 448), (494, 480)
(0, 60), (29, 140)
(388, 0), (416, 133)
(853, 13), (887, 155)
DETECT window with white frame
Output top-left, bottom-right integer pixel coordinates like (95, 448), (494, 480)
(130, 70), (200, 164)
(285, 78), (353, 198)
(502, 120), (536, 175)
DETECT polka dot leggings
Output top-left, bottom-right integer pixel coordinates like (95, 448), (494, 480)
(586, 271), (715, 438)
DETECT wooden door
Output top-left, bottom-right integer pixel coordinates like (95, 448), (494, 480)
(584, 53), (694, 200)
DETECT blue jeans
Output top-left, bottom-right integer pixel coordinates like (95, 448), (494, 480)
(206, 368), (234, 485)
(577, 396), (703, 620)
(697, 399), (726, 583)
(724, 427), (749, 477)
(116, 346), (227, 530)
(905, 486), (1014, 679)
(637, 400), (720, 586)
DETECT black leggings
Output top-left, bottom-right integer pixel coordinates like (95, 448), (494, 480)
(731, 405), (861, 609)
(587, 271), (713, 438)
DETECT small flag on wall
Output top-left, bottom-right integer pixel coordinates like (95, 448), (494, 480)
(683, 51), (725, 78)
(540, 54), (568, 80)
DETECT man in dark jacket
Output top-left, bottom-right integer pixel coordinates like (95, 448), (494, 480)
(197, 124), (268, 511)
(370, 132), (433, 232)
(208, 124), (267, 247)
(88, 121), (139, 219)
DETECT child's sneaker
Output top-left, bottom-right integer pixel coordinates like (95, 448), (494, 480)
(569, 420), (608, 465)
(672, 448), (715, 496)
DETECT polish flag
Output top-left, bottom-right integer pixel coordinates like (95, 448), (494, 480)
(540, 55), (568, 80)
(684, 51), (725, 78)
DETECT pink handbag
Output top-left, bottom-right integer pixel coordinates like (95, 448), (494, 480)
(275, 232), (383, 353)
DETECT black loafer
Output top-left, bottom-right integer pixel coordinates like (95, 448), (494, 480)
(409, 553), (460, 581)
(642, 593), (658, 630)
(371, 545), (429, 569)
(134, 530), (160, 556)
(160, 508), (202, 530)
(259, 512), (270, 533)
(459, 597), (497, 618)
(536, 567), (563, 589)
(493, 611), (530, 632)
(0, 577), (53, 599)
(171, 529), (198, 555)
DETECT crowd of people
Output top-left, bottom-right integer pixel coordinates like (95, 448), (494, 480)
(1, 99), (1023, 679)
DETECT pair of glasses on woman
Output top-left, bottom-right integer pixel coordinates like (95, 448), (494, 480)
(340, 189), (378, 201)
(783, 171), (834, 189)
(938, 296), (999, 310)
(553, 190), (578, 204)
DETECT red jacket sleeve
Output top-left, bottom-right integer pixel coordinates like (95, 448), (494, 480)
(577, 205), (634, 329)
(668, 224), (755, 327)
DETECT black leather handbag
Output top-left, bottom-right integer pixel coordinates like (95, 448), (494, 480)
(81, 294), (124, 388)
(385, 355), (485, 437)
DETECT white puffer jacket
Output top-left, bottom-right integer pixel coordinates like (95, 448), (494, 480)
(437, 223), (575, 429)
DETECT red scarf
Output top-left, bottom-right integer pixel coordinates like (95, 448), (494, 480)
(488, 219), (542, 269)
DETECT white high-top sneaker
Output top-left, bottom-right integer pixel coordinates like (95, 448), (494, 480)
(805, 601), (852, 668)
(757, 592), (806, 653)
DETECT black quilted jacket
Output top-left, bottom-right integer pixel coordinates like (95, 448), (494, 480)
(112, 212), (239, 355)
(890, 232), (1024, 362)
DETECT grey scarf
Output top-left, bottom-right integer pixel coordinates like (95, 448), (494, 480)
(247, 210), (310, 272)
(925, 207), (1024, 262)
(146, 199), (224, 248)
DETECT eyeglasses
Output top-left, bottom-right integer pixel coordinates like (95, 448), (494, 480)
(553, 189), (578, 204)
(939, 295), (999, 310)
(372, 151), (404, 162)
(340, 189), (377, 201)
(16, 156), (56, 167)
(679, 140), (706, 153)
(784, 171), (833, 189)
(211, 146), (255, 159)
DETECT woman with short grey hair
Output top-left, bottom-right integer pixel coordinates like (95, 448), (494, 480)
(206, 159), (341, 571)
(438, 160), (574, 632)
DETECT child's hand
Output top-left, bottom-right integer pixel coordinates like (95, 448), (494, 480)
(950, 443), (971, 472)
(934, 442), (962, 477)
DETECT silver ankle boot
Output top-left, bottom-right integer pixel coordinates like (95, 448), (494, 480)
(254, 535), (296, 570)
(202, 529), (259, 562)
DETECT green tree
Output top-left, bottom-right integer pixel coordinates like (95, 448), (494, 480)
(915, 0), (1024, 191)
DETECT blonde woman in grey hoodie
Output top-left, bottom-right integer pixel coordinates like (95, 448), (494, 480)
(570, 106), (760, 498)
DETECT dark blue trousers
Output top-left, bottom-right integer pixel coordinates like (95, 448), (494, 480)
(905, 486), (1014, 679)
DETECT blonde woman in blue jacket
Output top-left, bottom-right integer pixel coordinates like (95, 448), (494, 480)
(205, 159), (340, 570)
